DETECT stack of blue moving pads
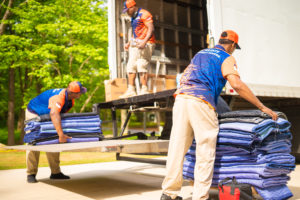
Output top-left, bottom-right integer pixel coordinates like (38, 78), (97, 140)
(24, 112), (103, 145)
(183, 110), (295, 200)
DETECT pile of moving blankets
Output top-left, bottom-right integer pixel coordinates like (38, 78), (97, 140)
(183, 110), (295, 200)
(24, 112), (103, 145)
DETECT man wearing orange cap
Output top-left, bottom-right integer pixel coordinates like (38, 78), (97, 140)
(120, 0), (155, 98)
(161, 31), (278, 200)
(25, 81), (87, 183)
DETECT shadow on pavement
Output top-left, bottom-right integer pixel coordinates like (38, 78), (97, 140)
(40, 169), (163, 199)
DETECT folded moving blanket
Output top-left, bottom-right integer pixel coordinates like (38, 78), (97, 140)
(183, 161), (292, 177)
(183, 170), (289, 188)
(185, 154), (257, 163)
(217, 137), (254, 147)
(216, 145), (253, 155)
(218, 130), (255, 140)
(255, 185), (293, 200)
(185, 153), (294, 165)
(25, 117), (101, 132)
(25, 121), (101, 132)
(218, 110), (287, 119)
(24, 114), (102, 145)
(219, 118), (290, 140)
(256, 140), (292, 154)
(25, 112), (99, 123)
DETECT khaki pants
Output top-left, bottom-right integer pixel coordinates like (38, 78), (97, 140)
(25, 109), (61, 175)
(162, 95), (219, 200)
(127, 43), (155, 73)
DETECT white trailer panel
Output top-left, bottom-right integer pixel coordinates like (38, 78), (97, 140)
(208, 0), (300, 97)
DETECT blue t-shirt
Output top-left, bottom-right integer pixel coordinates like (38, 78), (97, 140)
(27, 89), (73, 115)
(175, 45), (230, 109)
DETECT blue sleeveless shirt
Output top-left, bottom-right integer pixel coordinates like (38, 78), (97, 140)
(175, 45), (230, 109)
(27, 89), (73, 115)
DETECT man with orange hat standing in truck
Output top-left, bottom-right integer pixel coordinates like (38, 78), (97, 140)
(160, 30), (278, 200)
(120, 0), (155, 98)
(25, 81), (87, 183)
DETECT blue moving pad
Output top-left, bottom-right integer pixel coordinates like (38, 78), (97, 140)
(25, 116), (101, 132)
(255, 185), (293, 200)
(219, 118), (290, 140)
(183, 170), (289, 188)
(24, 115), (102, 144)
(183, 161), (293, 177)
(218, 110), (286, 119)
(183, 110), (294, 196)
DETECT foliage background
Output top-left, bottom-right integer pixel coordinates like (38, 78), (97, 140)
(0, 0), (109, 145)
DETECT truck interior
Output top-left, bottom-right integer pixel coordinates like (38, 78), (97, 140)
(116, 0), (208, 77)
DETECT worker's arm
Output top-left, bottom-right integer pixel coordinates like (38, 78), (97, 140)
(125, 29), (132, 51)
(49, 108), (72, 143)
(48, 94), (72, 143)
(227, 74), (278, 120)
(137, 14), (154, 49)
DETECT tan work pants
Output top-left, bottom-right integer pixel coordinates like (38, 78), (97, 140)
(162, 95), (219, 200)
(25, 109), (61, 175)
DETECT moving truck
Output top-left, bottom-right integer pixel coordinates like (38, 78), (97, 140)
(107, 0), (300, 160)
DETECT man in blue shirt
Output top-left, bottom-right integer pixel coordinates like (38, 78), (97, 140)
(26, 81), (86, 183)
(161, 30), (278, 200)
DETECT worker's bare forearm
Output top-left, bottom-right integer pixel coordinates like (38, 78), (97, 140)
(50, 110), (64, 137)
(227, 75), (264, 109)
(227, 74), (278, 120)
(143, 23), (154, 43)
(235, 82), (264, 109)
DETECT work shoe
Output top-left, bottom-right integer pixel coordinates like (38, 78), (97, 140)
(160, 193), (183, 200)
(50, 172), (70, 180)
(27, 174), (38, 183)
(140, 85), (149, 95)
(119, 85), (137, 98)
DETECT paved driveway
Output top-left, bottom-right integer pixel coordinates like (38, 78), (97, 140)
(0, 161), (299, 200)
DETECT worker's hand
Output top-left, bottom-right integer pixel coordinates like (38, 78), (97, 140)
(260, 106), (278, 121)
(124, 42), (130, 51)
(59, 134), (72, 143)
(137, 40), (147, 49)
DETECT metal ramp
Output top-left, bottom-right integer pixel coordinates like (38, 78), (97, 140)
(5, 140), (169, 153)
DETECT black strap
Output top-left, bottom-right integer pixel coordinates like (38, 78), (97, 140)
(218, 177), (239, 195)
(218, 177), (232, 193)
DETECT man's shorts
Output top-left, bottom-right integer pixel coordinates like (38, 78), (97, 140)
(127, 43), (155, 73)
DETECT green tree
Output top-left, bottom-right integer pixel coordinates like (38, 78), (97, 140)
(0, 0), (109, 145)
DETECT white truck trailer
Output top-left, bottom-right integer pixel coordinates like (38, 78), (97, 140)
(108, 0), (300, 160)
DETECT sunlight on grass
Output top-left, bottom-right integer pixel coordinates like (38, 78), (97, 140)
(0, 150), (163, 170)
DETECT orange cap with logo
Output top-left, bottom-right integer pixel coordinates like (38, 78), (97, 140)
(123, 0), (136, 13)
(68, 81), (87, 94)
(220, 30), (241, 49)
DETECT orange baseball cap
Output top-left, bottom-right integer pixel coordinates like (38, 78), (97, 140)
(68, 81), (87, 94)
(123, 0), (136, 13)
(220, 30), (241, 49)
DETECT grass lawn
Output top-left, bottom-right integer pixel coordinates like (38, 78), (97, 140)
(0, 148), (163, 170)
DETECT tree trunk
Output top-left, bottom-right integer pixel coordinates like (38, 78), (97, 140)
(0, 0), (13, 35)
(80, 85), (100, 113)
(18, 67), (28, 144)
(7, 66), (15, 145)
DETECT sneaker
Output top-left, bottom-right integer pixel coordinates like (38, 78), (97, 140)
(27, 174), (38, 183)
(50, 172), (70, 180)
(119, 85), (137, 98)
(160, 193), (183, 200)
(140, 85), (149, 95)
